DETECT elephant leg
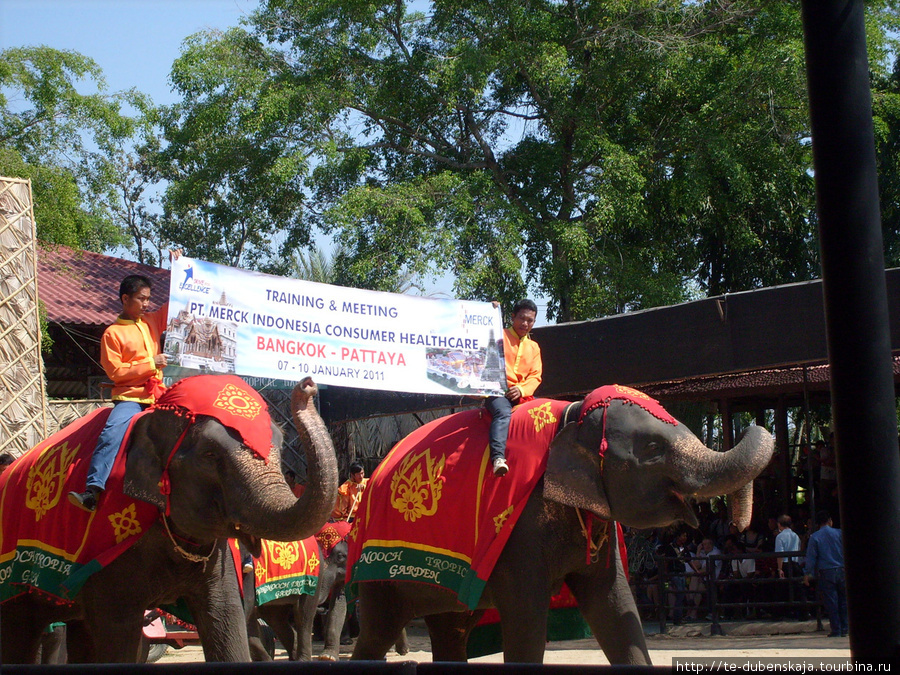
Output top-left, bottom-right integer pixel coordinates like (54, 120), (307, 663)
(484, 543), (554, 663)
(261, 602), (300, 660)
(242, 569), (270, 661)
(0, 597), (50, 663)
(64, 620), (97, 664)
(351, 583), (416, 660)
(40, 624), (67, 664)
(424, 611), (482, 661)
(246, 611), (272, 661)
(320, 590), (348, 660)
(295, 593), (319, 660)
(394, 626), (409, 656)
(77, 586), (145, 662)
(184, 545), (252, 662)
(565, 552), (651, 665)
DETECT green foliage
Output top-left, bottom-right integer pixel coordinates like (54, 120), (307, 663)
(0, 46), (150, 252)
(154, 2), (900, 316)
(152, 28), (311, 272)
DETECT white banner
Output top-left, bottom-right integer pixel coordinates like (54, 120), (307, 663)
(163, 257), (505, 396)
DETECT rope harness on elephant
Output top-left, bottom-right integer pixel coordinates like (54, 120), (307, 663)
(570, 386), (676, 571)
(161, 514), (216, 572)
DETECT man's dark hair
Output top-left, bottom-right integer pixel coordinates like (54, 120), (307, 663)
(119, 274), (152, 300)
(512, 299), (538, 315)
(777, 514), (792, 528)
(285, 470), (296, 480)
(349, 461), (364, 474)
(816, 510), (832, 525)
(0, 452), (15, 467)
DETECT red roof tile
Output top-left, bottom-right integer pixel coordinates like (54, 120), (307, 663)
(37, 245), (170, 326)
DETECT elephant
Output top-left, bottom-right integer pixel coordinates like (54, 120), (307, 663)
(348, 385), (774, 665)
(0, 375), (338, 663)
(245, 522), (408, 661)
(246, 529), (349, 662)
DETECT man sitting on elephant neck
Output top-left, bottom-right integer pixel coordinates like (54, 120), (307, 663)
(485, 299), (542, 477)
(68, 272), (171, 512)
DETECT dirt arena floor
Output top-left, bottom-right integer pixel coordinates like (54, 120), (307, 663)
(157, 620), (851, 666)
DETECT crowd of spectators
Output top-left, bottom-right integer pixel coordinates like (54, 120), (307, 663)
(627, 494), (838, 626)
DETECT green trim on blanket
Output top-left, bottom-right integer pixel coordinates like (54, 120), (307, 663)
(350, 544), (486, 609)
(0, 545), (82, 603)
(466, 606), (593, 659)
(256, 574), (317, 605)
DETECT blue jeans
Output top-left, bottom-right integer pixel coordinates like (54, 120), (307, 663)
(817, 567), (848, 636)
(86, 401), (146, 491)
(484, 396), (513, 462)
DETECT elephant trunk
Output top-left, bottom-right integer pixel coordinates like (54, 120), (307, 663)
(239, 379), (339, 543)
(668, 425), (773, 531)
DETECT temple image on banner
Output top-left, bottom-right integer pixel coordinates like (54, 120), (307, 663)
(164, 291), (237, 374)
(426, 329), (504, 394)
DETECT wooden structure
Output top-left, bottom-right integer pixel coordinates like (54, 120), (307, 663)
(0, 177), (47, 456)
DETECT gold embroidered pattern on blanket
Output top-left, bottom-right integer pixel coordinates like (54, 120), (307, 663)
(213, 383), (263, 420)
(109, 504), (143, 543)
(390, 447), (445, 522)
(528, 402), (558, 433)
(26, 441), (80, 522)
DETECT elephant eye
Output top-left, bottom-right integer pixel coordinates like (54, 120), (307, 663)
(640, 441), (664, 460)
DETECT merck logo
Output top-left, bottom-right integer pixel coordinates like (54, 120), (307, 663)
(464, 312), (493, 327)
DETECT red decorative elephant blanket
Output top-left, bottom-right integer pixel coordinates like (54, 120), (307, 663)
(253, 535), (320, 605)
(347, 398), (571, 609)
(0, 407), (158, 604)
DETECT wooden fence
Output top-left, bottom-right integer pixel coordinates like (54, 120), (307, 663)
(0, 177), (47, 456)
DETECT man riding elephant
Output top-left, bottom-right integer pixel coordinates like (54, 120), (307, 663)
(70, 252), (180, 512)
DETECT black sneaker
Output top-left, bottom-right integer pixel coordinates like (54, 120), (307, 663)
(68, 489), (99, 512)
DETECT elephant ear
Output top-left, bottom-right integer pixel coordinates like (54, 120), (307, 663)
(544, 422), (612, 520)
(122, 410), (188, 510)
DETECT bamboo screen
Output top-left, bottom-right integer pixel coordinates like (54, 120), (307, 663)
(0, 177), (47, 456)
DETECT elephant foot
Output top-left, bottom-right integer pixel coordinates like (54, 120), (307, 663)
(317, 654), (338, 661)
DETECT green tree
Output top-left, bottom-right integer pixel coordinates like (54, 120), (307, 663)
(152, 29), (310, 273)
(158, 2), (900, 318)
(0, 46), (145, 251)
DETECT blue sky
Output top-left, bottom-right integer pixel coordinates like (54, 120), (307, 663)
(1, 0), (255, 105)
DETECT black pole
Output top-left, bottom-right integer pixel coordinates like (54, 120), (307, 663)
(801, 365), (816, 519)
(801, 0), (900, 663)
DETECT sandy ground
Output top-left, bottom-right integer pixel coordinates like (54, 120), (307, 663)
(157, 620), (851, 666)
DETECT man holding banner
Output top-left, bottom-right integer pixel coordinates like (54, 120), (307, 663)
(485, 299), (543, 477)
(69, 267), (173, 512)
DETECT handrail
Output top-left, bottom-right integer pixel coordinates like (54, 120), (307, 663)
(628, 550), (824, 635)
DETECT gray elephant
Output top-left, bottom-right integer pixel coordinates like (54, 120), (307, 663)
(246, 523), (351, 661)
(0, 375), (338, 663)
(347, 385), (773, 665)
(247, 521), (408, 661)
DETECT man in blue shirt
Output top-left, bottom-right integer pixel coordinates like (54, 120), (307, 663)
(803, 510), (848, 637)
(774, 514), (801, 578)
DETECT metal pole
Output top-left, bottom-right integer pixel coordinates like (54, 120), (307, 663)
(801, 365), (816, 518)
(801, 0), (900, 663)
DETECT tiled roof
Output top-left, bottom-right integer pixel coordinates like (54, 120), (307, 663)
(37, 245), (170, 326)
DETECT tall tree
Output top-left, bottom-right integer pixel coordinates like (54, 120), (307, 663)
(158, 2), (899, 319)
(153, 29), (310, 273)
(0, 46), (144, 251)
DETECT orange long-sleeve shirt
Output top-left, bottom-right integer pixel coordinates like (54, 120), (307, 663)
(502, 327), (542, 399)
(100, 302), (169, 403)
(332, 478), (369, 521)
